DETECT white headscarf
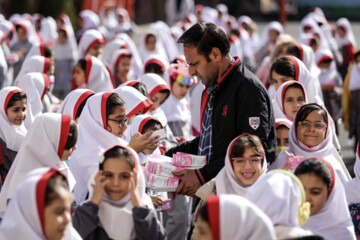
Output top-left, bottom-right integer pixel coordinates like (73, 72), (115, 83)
(336, 18), (357, 49)
(294, 43), (320, 78)
(214, 134), (267, 196)
(0, 31), (8, 75)
(315, 48), (338, 85)
(72, 55), (114, 93)
(246, 170), (309, 227)
(0, 87), (27, 151)
(271, 104), (351, 184)
(54, 25), (78, 61)
(14, 55), (50, 85)
(39, 16), (58, 46)
(78, 29), (104, 59)
(57, 89), (94, 119)
(345, 142), (360, 204)
(349, 60), (360, 91)
(299, 17), (329, 50)
(79, 10), (100, 30)
(139, 30), (167, 62)
(10, 19), (39, 47)
(101, 38), (127, 66)
(0, 168), (81, 240)
(0, 113), (75, 212)
(0, 20), (14, 39)
(16, 72), (49, 129)
(70, 92), (128, 204)
(301, 158), (356, 240)
(205, 194), (276, 240)
(23, 43), (47, 62)
(258, 21), (284, 52)
(86, 145), (153, 239)
(272, 80), (307, 121)
(110, 49), (133, 84)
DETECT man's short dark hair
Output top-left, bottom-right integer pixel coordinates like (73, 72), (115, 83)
(177, 22), (230, 61)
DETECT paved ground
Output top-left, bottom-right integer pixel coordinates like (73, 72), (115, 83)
(134, 20), (359, 175)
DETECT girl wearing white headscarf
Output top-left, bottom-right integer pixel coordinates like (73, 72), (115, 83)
(110, 49), (134, 87)
(39, 16), (58, 46)
(270, 103), (351, 184)
(78, 29), (104, 59)
(57, 89), (94, 121)
(246, 170), (313, 239)
(192, 194), (276, 240)
(101, 38), (127, 66)
(0, 113), (77, 213)
(76, 10), (100, 42)
(13, 55), (50, 85)
(0, 87), (27, 187)
(345, 141), (360, 204)
(71, 55), (114, 93)
(0, 168), (82, 240)
(72, 145), (166, 239)
(294, 158), (356, 240)
(16, 72), (49, 129)
(139, 30), (167, 62)
(348, 51), (360, 145)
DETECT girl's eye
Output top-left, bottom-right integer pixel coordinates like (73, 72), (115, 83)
(120, 174), (130, 179)
(104, 173), (112, 178)
(286, 98), (293, 102)
(310, 190), (321, 195)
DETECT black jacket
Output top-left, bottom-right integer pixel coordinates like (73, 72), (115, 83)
(165, 58), (276, 184)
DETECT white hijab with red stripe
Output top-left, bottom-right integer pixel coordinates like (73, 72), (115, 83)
(57, 89), (94, 119)
(205, 194), (276, 240)
(0, 113), (75, 212)
(336, 18), (357, 49)
(16, 72), (49, 129)
(101, 38), (127, 66)
(272, 80), (307, 121)
(110, 49), (133, 84)
(344, 142), (360, 204)
(70, 92), (128, 204)
(0, 168), (82, 240)
(139, 30), (167, 61)
(14, 55), (50, 86)
(0, 87), (27, 151)
(79, 10), (99, 30)
(23, 43), (47, 62)
(78, 29), (104, 59)
(315, 48), (338, 85)
(215, 134), (268, 196)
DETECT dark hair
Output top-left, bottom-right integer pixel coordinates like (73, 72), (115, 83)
(197, 202), (209, 222)
(294, 158), (332, 192)
(75, 95), (93, 119)
(158, 89), (171, 100)
(285, 44), (301, 59)
(44, 45), (53, 59)
(319, 59), (333, 65)
(58, 29), (67, 38)
(177, 22), (230, 62)
(15, 25), (25, 32)
(132, 82), (149, 98)
(77, 59), (87, 71)
(142, 119), (162, 134)
(45, 174), (69, 206)
(100, 146), (135, 170)
(294, 104), (328, 128)
(270, 57), (296, 80)
(230, 135), (264, 158)
(285, 83), (305, 96)
(144, 62), (164, 75)
(6, 92), (27, 109)
(106, 93), (125, 119)
(64, 120), (77, 150)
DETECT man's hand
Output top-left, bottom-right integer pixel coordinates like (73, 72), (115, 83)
(173, 169), (202, 196)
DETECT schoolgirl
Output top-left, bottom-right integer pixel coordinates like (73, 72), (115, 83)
(270, 103), (351, 184)
(0, 113), (77, 213)
(13, 55), (50, 85)
(0, 87), (27, 186)
(139, 30), (167, 61)
(101, 38), (127, 66)
(294, 158), (356, 240)
(71, 55), (114, 93)
(78, 29), (104, 59)
(110, 49), (133, 87)
(275, 118), (292, 155)
(72, 145), (167, 240)
(57, 88), (94, 122)
(272, 80), (307, 121)
(0, 168), (81, 240)
(246, 170), (313, 239)
(192, 194), (276, 240)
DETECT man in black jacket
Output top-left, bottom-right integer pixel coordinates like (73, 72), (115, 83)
(168, 22), (276, 196)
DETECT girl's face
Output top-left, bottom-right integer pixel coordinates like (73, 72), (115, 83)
(57, 31), (67, 44)
(336, 27), (346, 38)
(192, 216), (213, 240)
(142, 126), (161, 155)
(271, 71), (293, 90)
(276, 127), (289, 147)
(44, 187), (72, 240)
(268, 29), (279, 43)
(150, 91), (168, 112)
(116, 57), (132, 79)
(87, 42), (103, 57)
(103, 157), (132, 201)
(74, 64), (86, 86)
(145, 35), (156, 52)
(16, 27), (27, 43)
(296, 110), (327, 147)
(106, 105), (128, 138)
(231, 147), (262, 186)
(283, 87), (305, 120)
(172, 81), (190, 100)
(297, 173), (328, 216)
(6, 99), (27, 126)
(61, 145), (76, 161)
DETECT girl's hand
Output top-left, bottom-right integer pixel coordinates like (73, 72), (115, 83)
(150, 195), (163, 208)
(282, 153), (294, 171)
(129, 169), (143, 207)
(128, 131), (159, 153)
(90, 171), (109, 205)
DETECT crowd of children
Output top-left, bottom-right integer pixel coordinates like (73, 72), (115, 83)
(0, 3), (359, 240)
